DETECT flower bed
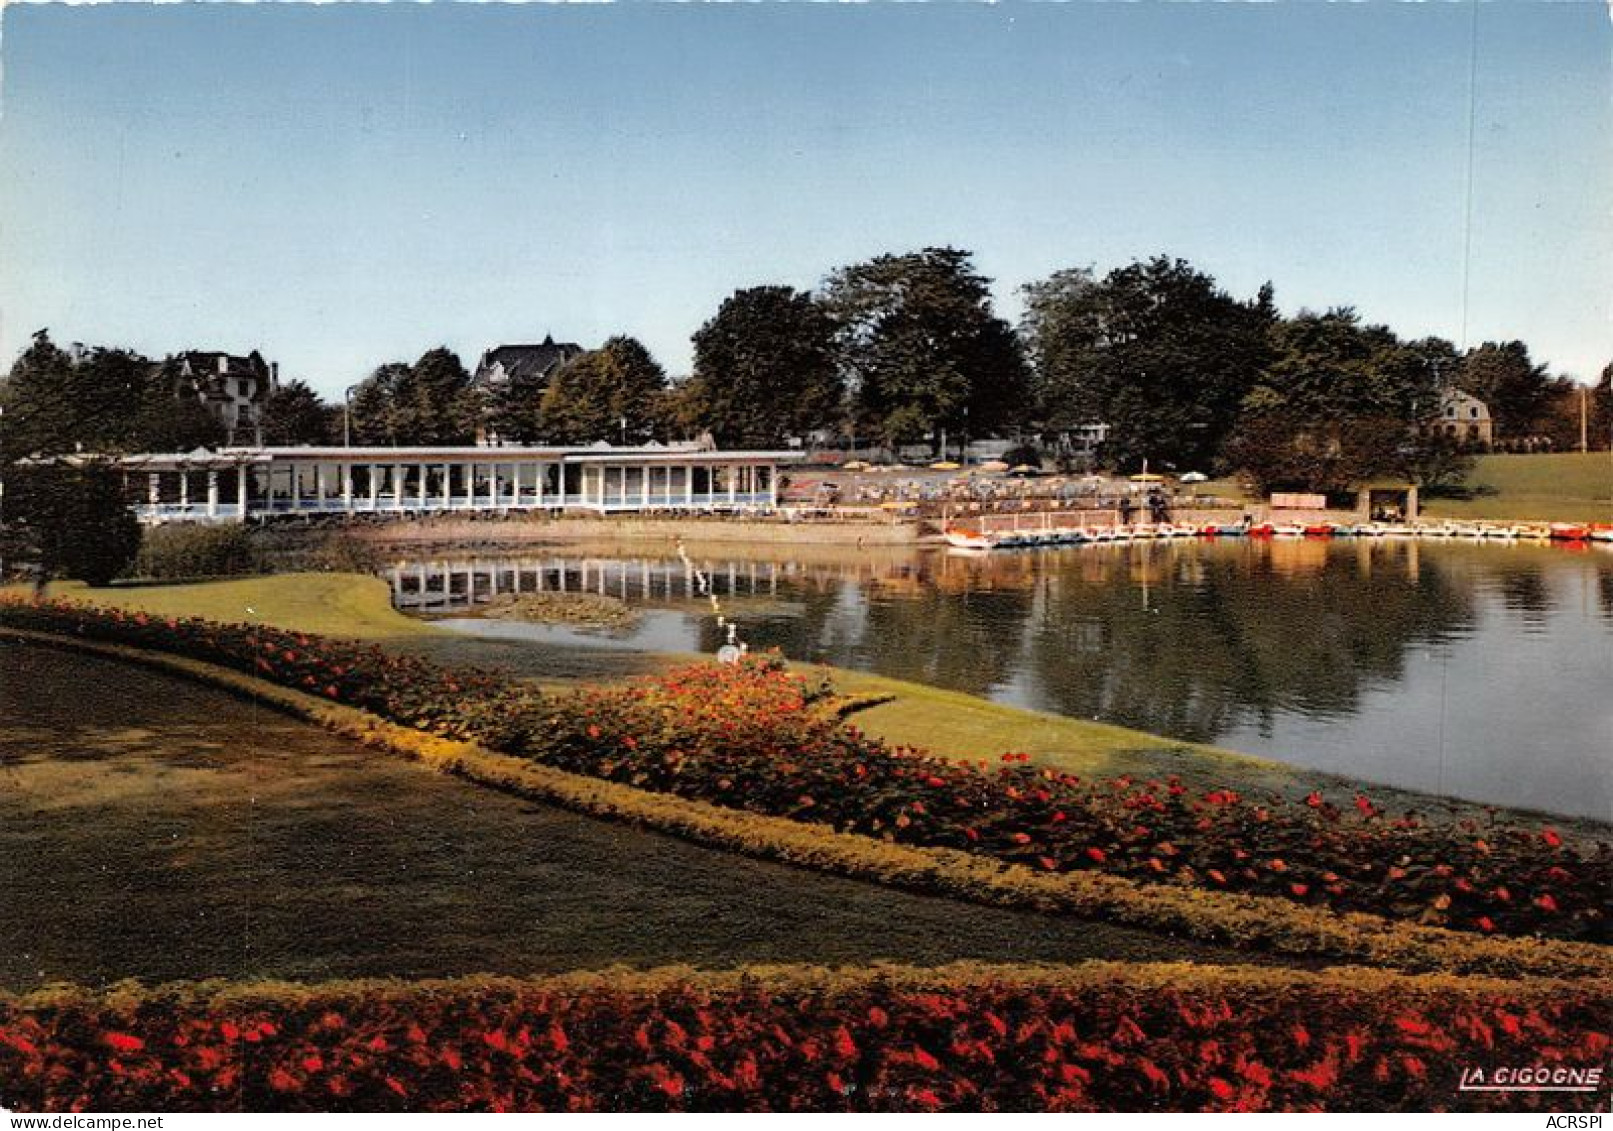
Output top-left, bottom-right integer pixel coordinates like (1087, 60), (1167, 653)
(1, 963), (1607, 1112)
(3, 597), (1608, 944)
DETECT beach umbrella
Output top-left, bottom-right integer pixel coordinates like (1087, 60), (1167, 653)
(1180, 471), (1209, 483)
(979, 459), (1010, 472)
(843, 460), (869, 471)
(929, 461), (961, 471)
(1011, 464), (1039, 473)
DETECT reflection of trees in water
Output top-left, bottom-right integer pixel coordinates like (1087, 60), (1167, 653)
(1600, 569), (1613, 625)
(851, 582), (1036, 698)
(1019, 542), (1479, 744)
(1494, 566), (1553, 629)
(715, 554), (1040, 697)
(698, 582), (863, 661)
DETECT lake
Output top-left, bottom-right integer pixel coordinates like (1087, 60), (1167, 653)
(384, 539), (1613, 820)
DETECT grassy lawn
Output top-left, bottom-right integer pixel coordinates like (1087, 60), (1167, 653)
(12, 571), (1328, 801)
(23, 569), (1584, 823)
(3, 638), (1264, 990)
(1199, 453), (1612, 523)
(12, 572), (439, 639)
(1421, 452), (1613, 522)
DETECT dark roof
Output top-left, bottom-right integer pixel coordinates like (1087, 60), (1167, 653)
(164, 350), (274, 403)
(473, 335), (585, 386)
(171, 350), (271, 378)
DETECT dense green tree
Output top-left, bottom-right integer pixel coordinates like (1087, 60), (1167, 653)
(260, 379), (337, 446)
(4, 461), (142, 586)
(1, 333), (229, 461)
(4, 335), (151, 458)
(1227, 309), (1442, 493)
(1022, 258), (1274, 472)
(348, 362), (409, 446)
(822, 247), (1028, 454)
(397, 347), (476, 445)
(1458, 341), (1553, 439)
(681, 286), (842, 447)
(345, 351), (475, 446)
(1019, 266), (1105, 433)
(540, 337), (669, 444)
(485, 365), (550, 446)
(1, 334), (152, 584)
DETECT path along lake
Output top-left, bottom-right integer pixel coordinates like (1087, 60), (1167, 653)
(385, 539), (1613, 821)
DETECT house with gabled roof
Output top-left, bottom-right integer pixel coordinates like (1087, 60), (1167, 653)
(161, 350), (279, 445)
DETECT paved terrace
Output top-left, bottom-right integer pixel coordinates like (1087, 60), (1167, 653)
(104, 444), (801, 523)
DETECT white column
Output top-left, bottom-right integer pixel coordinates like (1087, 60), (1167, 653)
(536, 462), (546, 509)
(769, 463), (778, 506)
(727, 462), (736, 506)
(207, 471), (219, 518)
(237, 466), (249, 520)
(490, 464), (501, 509)
(369, 465), (380, 510)
(642, 464), (651, 509)
(148, 473), (161, 507)
(342, 462), (353, 507)
(418, 464), (429, 508)
(316, 463), (329, 510)
(392, 464), (404, 510)
(442, 464), (453, 510)
(178, 470), (189, 511)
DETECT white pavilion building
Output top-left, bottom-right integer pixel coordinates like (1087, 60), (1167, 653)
(108, 443), (801, 523)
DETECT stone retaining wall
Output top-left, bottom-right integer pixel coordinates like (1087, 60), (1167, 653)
(346, 515), (925, 548)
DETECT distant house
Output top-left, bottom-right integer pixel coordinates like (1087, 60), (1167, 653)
(471, 335), (587, 444)
(1428, 389), (1494, 446)
(163, 350), (279, 445)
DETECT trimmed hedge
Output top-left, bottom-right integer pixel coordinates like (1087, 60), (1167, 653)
(130, 524), (263, 581)
(2, 963), (1608, 1112)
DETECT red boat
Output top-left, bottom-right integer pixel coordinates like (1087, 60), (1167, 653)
(1246, 523), (1275, 539)
(1303, 523), (1335, 538)
(1549, 523), (1590, 542)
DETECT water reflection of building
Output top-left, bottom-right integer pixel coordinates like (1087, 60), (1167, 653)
(383, 553), (933, 612)
(1265, 540), (1330, 578)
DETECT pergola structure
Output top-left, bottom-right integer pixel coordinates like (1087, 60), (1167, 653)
(106, 444), (801, 523)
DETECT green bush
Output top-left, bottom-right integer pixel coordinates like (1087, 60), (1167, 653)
(130, 525), (263, 580)
(303, 532), (383, 575)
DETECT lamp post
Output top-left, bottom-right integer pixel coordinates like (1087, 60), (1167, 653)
(342, 385), (359, 447)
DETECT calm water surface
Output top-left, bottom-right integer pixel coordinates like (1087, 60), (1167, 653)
(387, 541), (1613, 820)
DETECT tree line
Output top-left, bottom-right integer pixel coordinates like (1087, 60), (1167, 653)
(340, 248), (1613, 496)
(6, 248), (1610, 487)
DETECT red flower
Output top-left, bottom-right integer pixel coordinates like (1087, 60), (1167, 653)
(912, 1046), (941, 1072)
(104, 1032), (144, 1053)
(1542, 828), (1563, 848)
(1085, 847), (1107, 864)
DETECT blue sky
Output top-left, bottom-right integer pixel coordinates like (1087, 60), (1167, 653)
(1, 2), (1608, 396)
